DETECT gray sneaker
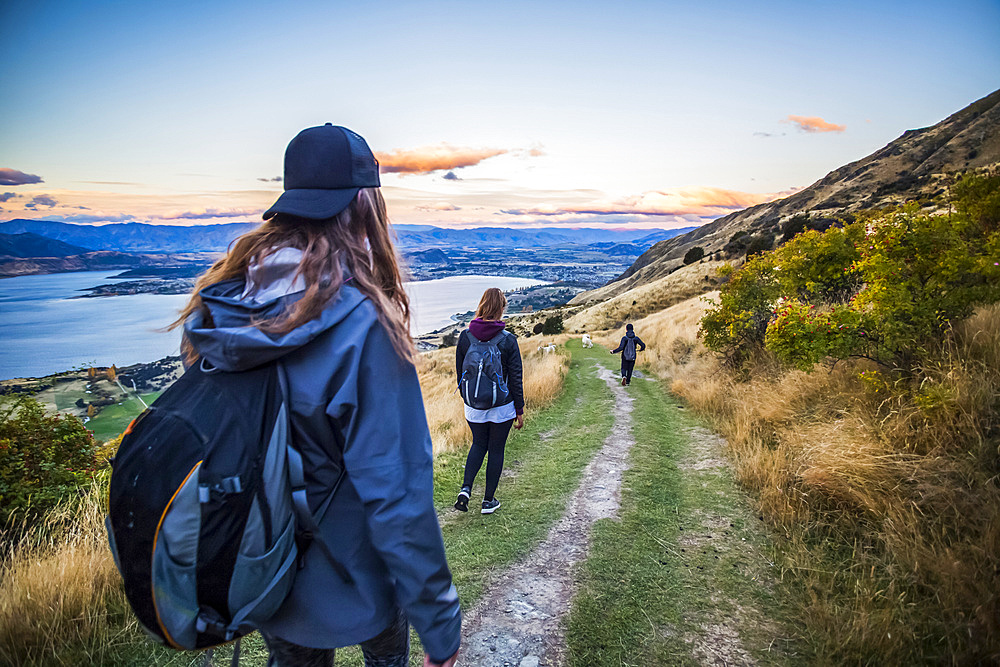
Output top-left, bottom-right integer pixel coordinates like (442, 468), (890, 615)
(481, 498), (501, 514)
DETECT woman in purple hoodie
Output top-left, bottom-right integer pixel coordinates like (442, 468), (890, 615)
(453, 288), (524, 514)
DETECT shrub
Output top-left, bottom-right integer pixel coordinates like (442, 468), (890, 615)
(780, 214), (808, 242)
(683, 246), (705, 264)
(541, 314), (564, 335)
(744, 233), (774, 257)
(701, 171), (1000, 372)
(440, 331), (458, 347)
(0, 397), (97, 525)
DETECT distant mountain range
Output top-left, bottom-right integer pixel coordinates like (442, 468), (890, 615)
(0, 232), (90, 258)
(0, 218), (692, 259)
(578, 87), (1000, 302)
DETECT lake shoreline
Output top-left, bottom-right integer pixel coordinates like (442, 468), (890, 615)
(0, 270), (551, 381)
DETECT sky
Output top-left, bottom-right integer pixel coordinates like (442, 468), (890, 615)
(1, 0), (998, 231)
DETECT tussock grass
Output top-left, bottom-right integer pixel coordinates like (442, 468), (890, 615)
(418, 338), (569, 454)
(651, 301), (1000, 663)
(0, 471), (138, 666)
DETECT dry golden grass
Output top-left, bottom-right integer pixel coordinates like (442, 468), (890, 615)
(658, 302), (1000, 662)
(418, 336), (570, 454)
(0, 471), (136, 666)
(565, 260), (725, 330)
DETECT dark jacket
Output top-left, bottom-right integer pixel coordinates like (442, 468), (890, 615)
(183, 277), (460, 662)
(455, 318), (524, 415)
(611, 330), (646, 357)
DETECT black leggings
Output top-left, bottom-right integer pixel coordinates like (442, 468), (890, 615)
(463, 419), (514, 501)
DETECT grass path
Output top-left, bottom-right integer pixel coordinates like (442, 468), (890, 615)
(566, 362), (804, 666)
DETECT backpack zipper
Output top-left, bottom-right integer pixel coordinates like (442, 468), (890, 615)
(474, 360), (484, 399)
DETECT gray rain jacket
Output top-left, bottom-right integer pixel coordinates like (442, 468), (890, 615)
(182, 263), (460, 662)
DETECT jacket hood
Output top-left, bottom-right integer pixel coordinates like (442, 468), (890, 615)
(469, 317), (506, 341)
(626, 330), (636, 339)
(183, 278), (366, 372)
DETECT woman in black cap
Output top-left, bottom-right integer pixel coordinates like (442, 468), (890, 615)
(175, 124), (460, 667)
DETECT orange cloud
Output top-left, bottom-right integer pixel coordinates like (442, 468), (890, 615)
(783, 115), (846, 133)
(502, 186), (787, 218)
(376, 144), (508, 174)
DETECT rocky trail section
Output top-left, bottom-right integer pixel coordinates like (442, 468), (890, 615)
(457, 365), (634, 667)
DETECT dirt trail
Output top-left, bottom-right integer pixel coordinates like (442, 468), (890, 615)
(457, 365), (633, 667)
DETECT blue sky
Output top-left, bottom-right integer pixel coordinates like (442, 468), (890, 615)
(1, 0), (998, 229)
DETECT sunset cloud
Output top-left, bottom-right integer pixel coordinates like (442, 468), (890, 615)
(417, 202), (461, 212)
(376, 144), (508, 174)
(0, 192), (20, 202)
(0, 168), (43, 186)
(501, 186), (787, 218)
(161, 207), (261, 221)
(25, 194), (58, 209)
(442, 171), (461, 181)
(783, 115), (846, 133)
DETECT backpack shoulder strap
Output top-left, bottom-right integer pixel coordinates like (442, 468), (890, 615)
(277, 362), (353, 584)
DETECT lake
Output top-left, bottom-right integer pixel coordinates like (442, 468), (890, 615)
(0, 271), (543, 379)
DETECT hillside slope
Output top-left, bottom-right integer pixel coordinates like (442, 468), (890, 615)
(574, 87), (1000, 303)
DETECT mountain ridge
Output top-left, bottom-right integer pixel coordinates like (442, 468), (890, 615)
(574, 87), (1000, 303)
(0, 219), (690, 254)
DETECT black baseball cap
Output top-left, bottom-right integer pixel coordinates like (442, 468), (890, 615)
(263, 124), (381, 221)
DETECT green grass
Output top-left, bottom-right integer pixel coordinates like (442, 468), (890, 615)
(85, 392), (160, 441)
(105, 340), (617, 666)
(566, 366), (806, 666)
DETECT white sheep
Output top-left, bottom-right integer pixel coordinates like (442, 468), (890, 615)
(581, 333), (593, 348)
(537, 344), (556, 354)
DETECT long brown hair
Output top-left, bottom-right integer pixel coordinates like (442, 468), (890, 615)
(475, 287), (507, 321)
(171, 187), (413, 362)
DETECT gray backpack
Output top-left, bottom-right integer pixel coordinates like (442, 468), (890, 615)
(459, 331), (511, 410)
(623, 337), (637, 361)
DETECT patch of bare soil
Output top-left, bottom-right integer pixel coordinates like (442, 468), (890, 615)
(457, 365), (634, 667)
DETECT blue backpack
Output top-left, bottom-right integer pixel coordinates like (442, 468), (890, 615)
(459, 331), (510, 410)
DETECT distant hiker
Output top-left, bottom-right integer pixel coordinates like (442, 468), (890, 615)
(173, 125), (459, 667)
(455, 287), (525, 515)
(610, 323), (646, 386)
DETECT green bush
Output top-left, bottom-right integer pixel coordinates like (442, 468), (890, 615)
(683, 246), (705, 264)
(701, 171), (1000, 372)
(541, 314), (564, 335)
(0, 397), (98, 525)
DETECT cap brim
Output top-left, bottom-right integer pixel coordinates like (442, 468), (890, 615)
(263, 187), (360, 221)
